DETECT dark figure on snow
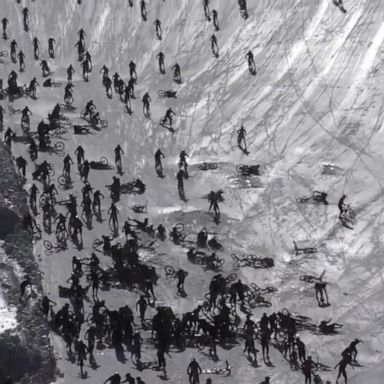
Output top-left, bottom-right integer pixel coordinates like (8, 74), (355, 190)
(156, 51), (166, 74)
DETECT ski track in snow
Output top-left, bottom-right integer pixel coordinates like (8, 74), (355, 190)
(1, 0), (384, 383)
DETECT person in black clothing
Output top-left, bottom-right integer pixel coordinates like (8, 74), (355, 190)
(335, 355), (353, 383)
(175, 269), (187, 295)
(33, 37), (40, 59)
(210, 34), (219, 57)
(136, 295), (147, 323)
(19, 277), (32, 302)
(156, 51), (165, 74)
(211, 9), (219, 31)
(103, 372), (121, 384)
(1, 17), (8, 37)
(296, 337), (306, 362)
(67, 65), (75, 82)
(142, 92), (151, 116)
(154, 19), (162, 40)
(177, 169), (186, 199)
(154, 149), (165, 175)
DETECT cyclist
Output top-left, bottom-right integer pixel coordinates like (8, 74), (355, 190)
(210, 34), (219, 57)
(67, 64), (75, 82)
(212, 9), (219, 31)
(84, 100), (96, 117)
(22, 7), (30, 28)
(187, 358), (202, 384)
(172, 63), (181, 82)
(136, 295), (147, 323)
(156, 51), (165, 73)
(154, 19), (162, 39)
(75, 145), (85, 165)
(29, 184), (39, 210)
(164, 107), (175, 128)
(32, 37), (40, 59)
(142, 92), (151, 116)
(92, 190), (104, 213)
(40, 60), (50, 77)
(16, 156), (27, 178)
(114, 144), (124, 171)
(338, 194), (347, 217)
(155, 149), (165, 175)
(48, 36), (56, 58)
(64, 82), (74, 104)
(63, 154), (74, 178)
(1, 17), (8, 36)
(10, 40), (18, 62)
(17, 50), (25, 71)
(129, 61), (137, 80)
(237, 125), (247, 151)
(108, 202), (119, 230)
(28, 77), (39, 98)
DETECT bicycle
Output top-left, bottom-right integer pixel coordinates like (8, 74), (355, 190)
(73, 125), (92, 135)
(129, 202), (147, 214)
(197, 162), (219, 171)
(296, 191), (328, 205)
(8, 105), (22, 114)
(236, 164), (260, 176)
(43, 239), (66, 255)
(89, 157), (112, 170)
(299, 270), (326, 283)
(158, 89), (177, 98)
(250, 282), (277, 295)
(0, 50), (8, 58)
(231, 253), (274, 270)
(58, 174), (73, 189)
(293, 241), (317, 256)
(322, 163), (342, 175)
(42, 141), (65, 156)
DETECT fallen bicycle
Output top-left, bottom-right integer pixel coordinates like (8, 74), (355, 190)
(293, 241), (317, 256)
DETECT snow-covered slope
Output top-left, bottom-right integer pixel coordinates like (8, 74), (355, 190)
(1, 0), (384, 383)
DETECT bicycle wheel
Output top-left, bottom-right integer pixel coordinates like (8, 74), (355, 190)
(226, 272), (237, 283)
(58, 175), (67, 186)
(54, 142), (65, 152)
(236, 164), (246, 173)
(0, 50), (8, 58)
(158, 90), (165, 98)
(216, 259), (225, 267)
(33, 223), (42, 235)
(100, 120), (108, 128)
(39, 195), (48, 206)
(100, 156), (108, 165)
(195, 256), (206, 265)
(92, 238), (103, 250)
(164, 265), (176, 279)
(43, 240), (53, 251)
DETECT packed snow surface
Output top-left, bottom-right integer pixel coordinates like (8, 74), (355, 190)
(1, 0), (384, 383)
